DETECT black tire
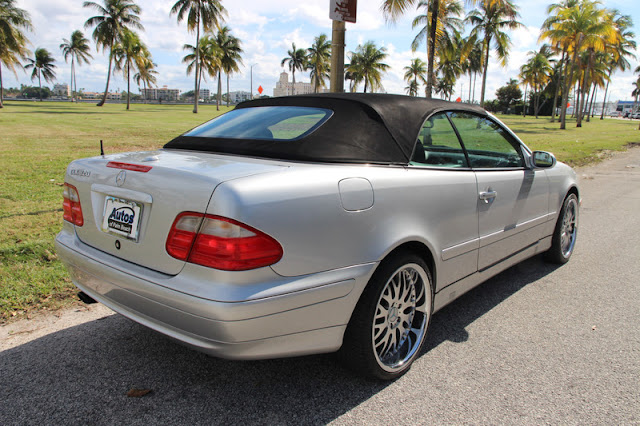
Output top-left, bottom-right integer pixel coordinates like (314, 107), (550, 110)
(545, 193), (579, 264)
(338, 251), (434, 380)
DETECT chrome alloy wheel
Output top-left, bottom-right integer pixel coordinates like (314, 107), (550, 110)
(560, 197), (578, 258)
(372, 263), (431, 372)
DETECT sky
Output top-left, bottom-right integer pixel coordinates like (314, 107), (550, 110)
(4, 0), (640, 103)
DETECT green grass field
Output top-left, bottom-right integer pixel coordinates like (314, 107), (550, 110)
(0, 101), (638, 321)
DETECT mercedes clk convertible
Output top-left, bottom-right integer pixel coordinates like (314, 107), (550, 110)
(55, 94), (579, 379)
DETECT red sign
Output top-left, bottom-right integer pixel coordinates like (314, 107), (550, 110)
(330, 0), (357, 23)
(456, 97), (462, 103)
(258, 86), (263, 95)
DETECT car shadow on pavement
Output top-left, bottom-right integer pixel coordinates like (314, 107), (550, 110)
(0, 255), (560, 426)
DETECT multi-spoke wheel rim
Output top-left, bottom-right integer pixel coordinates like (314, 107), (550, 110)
(372, 263), (431, 373)
(561, 198), (578, 258)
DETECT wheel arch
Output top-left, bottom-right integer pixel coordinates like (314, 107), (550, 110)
(376, 241), (437, 290)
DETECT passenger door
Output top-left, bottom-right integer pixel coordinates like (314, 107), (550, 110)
(447, 112), (550, 271)
(409, 113), (479, 290)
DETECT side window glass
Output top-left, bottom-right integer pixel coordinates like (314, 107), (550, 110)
(411, 113), (468, 168)
(447, 112), (524, 168)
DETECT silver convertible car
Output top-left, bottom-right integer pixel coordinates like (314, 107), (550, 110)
(56, 94), (579, 379)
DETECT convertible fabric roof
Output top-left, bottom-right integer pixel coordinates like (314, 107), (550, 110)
(164, 93), (488, 164)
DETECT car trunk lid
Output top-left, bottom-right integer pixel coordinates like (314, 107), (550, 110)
(65, 149), (287, 275)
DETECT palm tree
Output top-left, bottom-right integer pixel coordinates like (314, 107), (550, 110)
(183, 34), (221, 104)
(113, 28), (149, 110)
(60, 30), (93, 102)
(406, 79), (420, 96)
(307, 34), (331, 93)
(599, 11), (636, 120)
(464, 36), (483, 103)
(24, 48), (56, 101)
(217, 26), (243, 107)
(170, 0), (226, 113)
(346, 41), (389, 93)
(541, 0), (615, 129)
(281, 43), (308, 95)
(410, 0), (463, 98)
(520, 46), (553, 118)
(133, 51), (157, 103)
(0, 0), (32, 108)
(404, 58), (427, 94)
(83, 0), (142, 107)
(466, 0), (522, 107)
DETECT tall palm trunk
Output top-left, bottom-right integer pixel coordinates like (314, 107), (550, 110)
(193, 15), (200, 114)
(70, 58), (75, 102)
(217, 69), (222, 110)
(38, 71), (42, 102)
(292, 70), (296, 95)
(522, 83), (528, 117)
(472, 72), (477, 103)
(425, 0), (439, 99)
(587, 85), (596, 121)
(600, 70), (612, 120)
(0, 64), (4, 108)
(480, 35), (491, 107)
(577, 54), (592, 127)
(126, 61), (131, 110)
(97, 44), (114, 107)
(551, 49), (565, 123)
(226, 74), (230, 107)
(468, 73), (472, 102)
(560, 48), (578, 130)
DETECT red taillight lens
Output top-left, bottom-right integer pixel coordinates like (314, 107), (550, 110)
(106, 161), (152, 172)
(62, 183), (84, 226)
(166, 213), (283, 271)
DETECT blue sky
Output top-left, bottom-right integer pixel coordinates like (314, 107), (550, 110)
(5, 0), (640, 103)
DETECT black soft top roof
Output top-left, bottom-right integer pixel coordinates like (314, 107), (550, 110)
(164, 93), (488, 164)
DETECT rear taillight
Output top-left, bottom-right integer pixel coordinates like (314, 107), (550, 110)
(62, 183), (84, 226)
(166, 213), (283, 271)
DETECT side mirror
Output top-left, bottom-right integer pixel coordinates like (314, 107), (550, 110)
(532, 151), (556, 168)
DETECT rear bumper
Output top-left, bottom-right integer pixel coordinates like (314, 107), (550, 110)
(55, 226), (376, 360)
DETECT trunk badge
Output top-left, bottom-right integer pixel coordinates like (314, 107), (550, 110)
(116, 170), (126, 187)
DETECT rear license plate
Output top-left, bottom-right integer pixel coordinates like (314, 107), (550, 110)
(102, 196), (143, 241)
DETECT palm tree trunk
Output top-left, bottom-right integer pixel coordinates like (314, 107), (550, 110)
(0, 64), (4, 108)
(468, 73), (472, 103)
(217, 69), (222, 110)
(98, 45), (114, 107)
(425, 0), (439, 100)
(193, 15), (201, 114)
(226, 74), (230, 107)
(600, 71), (611, 120)
(292, 70), (296, 95)
(577, 61), (591, 127)
(473, 72), (477, 103)
(535, 83), (540, 119)
(38, 72), (42, 102)
(523, 83), (527, 117)
(587, 85), (596, 122)
(126, 62), (131, 110)
(70, 58), (74, 102)
(480, 36), (490, 108)
(560, 49), (578, 130)
(551, 49), (565, 123)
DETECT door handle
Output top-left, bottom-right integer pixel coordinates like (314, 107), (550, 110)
(479, 190), (497, 203)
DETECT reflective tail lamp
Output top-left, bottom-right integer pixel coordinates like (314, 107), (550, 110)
(63, 183), (84, 226)
(166, 213), (283, 271)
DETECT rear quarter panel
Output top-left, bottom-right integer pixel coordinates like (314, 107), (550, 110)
(208, 163), (478, 286)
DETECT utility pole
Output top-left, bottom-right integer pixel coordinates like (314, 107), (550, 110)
(330, 20), (346, 93)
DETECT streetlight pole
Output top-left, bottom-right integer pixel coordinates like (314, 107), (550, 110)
(250, 63), (257, 100)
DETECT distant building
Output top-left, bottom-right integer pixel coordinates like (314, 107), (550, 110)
(199, 88), (210, 100)
(81, 91), (121, 100)
(141, 85), (181, 101)
(273, 72), (327, 97)
(53, 83), (70, 97)
(228, 91), (252, 104)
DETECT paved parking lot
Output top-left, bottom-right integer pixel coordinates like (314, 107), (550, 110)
(1, 148), (639, 425)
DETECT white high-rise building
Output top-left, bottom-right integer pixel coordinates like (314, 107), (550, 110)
(273, 72), (326, 97)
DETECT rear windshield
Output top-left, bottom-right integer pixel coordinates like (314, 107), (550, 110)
(185, 106), (333, 141)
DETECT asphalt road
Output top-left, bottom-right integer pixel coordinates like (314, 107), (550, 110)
(2, 148), (639, 425)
